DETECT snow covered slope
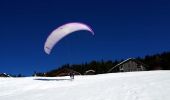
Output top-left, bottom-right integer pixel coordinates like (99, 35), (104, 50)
(0, 71), (170, 100)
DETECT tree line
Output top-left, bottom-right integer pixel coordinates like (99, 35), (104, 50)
(34, 51), (170, 77)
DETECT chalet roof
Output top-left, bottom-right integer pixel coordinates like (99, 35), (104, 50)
(108, 58), (149, 72)
(55, 68), (81, 76)
(0, 73), (11, 77)
(85, 70), (95, 73)
(84, 70), (96, 75)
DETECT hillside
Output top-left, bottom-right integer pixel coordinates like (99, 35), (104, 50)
(43, 52), (170, 76)
(0, 70), (170, 100)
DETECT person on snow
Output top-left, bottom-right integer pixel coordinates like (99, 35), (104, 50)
(69, 72), (74, 79)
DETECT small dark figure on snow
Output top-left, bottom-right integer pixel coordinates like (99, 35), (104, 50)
(69, 72), (74, 79)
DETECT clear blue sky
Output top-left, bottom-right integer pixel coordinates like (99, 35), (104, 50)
(0, 0), (170, 76)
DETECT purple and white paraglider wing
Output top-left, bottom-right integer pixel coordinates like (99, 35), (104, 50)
(44, 22), (94, 54)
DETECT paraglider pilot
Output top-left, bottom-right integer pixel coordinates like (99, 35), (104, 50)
(69, 72), (74, 79)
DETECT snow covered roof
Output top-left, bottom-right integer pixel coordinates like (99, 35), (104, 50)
(0, 73), (11, 77)
(84, 70), (96, 75)
(85, 70), (95, 73)
(47, 68), (81, 77)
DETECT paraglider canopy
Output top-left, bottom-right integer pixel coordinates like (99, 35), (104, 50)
(44, 22), (94, 54)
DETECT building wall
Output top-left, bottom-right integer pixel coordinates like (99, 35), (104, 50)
(119, 61), (146, 72)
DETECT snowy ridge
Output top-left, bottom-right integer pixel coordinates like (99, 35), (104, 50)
(0, 71), (170, 100)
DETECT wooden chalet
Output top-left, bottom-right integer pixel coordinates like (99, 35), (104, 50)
(108, 58), (148, 73)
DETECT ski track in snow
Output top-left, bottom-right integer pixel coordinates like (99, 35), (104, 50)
(0, 70), (170, 100)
